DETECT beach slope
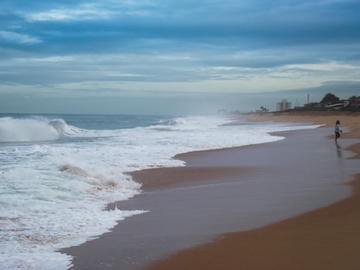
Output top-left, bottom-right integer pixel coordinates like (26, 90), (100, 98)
(63, 112), (360, 270)
(146, 112), (360, 270)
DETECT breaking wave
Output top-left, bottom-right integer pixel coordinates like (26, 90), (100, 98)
(0, 117), (83, 143)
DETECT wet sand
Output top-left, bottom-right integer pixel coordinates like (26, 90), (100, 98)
(63, 111), (360, 270)
(147, 175), (360, 270)
(147, 112), (360, 270)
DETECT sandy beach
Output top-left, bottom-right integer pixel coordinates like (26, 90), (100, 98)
(63, 111), (360, 270)
(147, 111), (360, 270)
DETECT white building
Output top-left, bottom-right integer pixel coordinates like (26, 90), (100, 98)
(276, 99), (292, 111)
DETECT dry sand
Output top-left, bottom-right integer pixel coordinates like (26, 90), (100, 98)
(243, 111), (360, 138)
(146, 111), (360, 270)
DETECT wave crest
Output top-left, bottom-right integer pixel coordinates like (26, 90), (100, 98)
(0, 117), (81, 143)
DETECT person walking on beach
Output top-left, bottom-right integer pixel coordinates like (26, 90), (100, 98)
(334, 120), (342, 142)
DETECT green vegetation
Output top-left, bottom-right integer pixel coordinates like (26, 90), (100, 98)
(320, 93), (340, 104)
(289, 93), (360, 112)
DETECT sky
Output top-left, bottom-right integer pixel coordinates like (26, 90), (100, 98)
(1, 0), (360, 115)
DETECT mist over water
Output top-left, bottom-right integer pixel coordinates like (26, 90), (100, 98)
(0, 113), (320, 269)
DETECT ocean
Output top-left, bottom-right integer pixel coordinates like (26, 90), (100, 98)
(0, 113), (319, 270)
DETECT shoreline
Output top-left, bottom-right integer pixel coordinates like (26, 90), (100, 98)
(145, 112), (360, 270)
(63, 112), (360, 270)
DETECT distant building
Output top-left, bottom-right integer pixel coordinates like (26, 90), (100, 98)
(304, 102), (321, 108)
(344, 97), (360, 108)
(276, 99), (291, 111)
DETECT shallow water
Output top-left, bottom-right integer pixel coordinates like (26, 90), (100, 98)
(0, 113), (320, 269)
(64, 128), (359, 270)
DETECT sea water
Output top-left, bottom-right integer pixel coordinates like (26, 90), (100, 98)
(0, 113), (319, 269)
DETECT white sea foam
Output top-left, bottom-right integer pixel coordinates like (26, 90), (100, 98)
(0, 114), (320, 269)
(0, 117), (85, 142)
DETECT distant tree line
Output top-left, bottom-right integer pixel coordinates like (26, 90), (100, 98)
(319, 93), (340, 104)
(292, 93), (360, 112)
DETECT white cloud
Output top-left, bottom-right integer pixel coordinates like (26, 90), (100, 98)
(25, 3), (116, 22)
(285, 62), (355, 72)
(0, 31), (41, 44)
(23, 1), (156, 22)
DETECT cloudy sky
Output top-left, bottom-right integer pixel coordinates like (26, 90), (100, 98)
(1, 0), (359, 115)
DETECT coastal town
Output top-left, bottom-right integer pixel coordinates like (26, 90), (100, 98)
(272, 93), (360, 113)
(259, 93), (360, 114)
(294, 93), (360, 112)
(220, 93), (360, 115)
